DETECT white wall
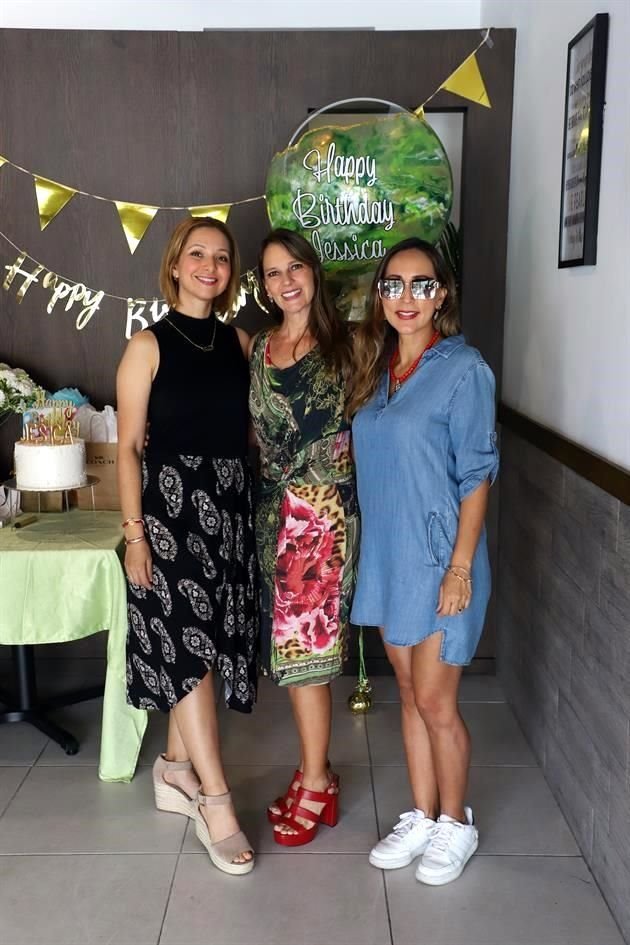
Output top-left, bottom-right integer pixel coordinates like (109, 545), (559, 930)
(482, 0), (630, 469)
(1, 0), (482, 31)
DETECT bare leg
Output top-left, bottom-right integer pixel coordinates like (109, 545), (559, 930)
(172, 672), (252, 863)
(274, 683), (337, 835)
(411, 633), (469, 822)
(267, 688), (303, 818)
(162, 712), (200, 799)
(382, 633), (439, 819)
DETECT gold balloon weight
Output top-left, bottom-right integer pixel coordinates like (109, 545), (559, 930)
(347, 626), (372, 714)
(348, 679), (373, 714)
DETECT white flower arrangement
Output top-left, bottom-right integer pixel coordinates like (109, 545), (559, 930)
(0, 363), (42, 424)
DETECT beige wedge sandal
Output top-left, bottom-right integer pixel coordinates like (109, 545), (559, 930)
(195, 791), (255, 876)
(152, 755), (199, 818)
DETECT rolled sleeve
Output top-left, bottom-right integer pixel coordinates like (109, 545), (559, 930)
(448, 361), (499, 501)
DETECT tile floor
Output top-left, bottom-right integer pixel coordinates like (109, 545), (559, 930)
(0, 660), (625, 945)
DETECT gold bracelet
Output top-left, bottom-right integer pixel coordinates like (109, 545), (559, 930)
(122, 517), (144, 530)
(446, 566), (472, 586)
(125, 535), (147, 546)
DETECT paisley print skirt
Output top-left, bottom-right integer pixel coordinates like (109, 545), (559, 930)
(125, 451), (258, 714)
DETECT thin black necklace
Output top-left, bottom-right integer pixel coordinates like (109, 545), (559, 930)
(163, 313), (217, 352)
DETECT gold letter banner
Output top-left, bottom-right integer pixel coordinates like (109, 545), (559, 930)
(114, 202), (160, 255)
(189, 204), (231, 223)
(34, 176), (77, 230)
(1, 229), (261, 337)
(441, 53), (491, 109)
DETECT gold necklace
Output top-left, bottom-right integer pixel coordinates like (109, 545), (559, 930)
(163, 314), (217, 352)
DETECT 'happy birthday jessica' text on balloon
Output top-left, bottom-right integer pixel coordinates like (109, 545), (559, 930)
(265, 112), (453, 277)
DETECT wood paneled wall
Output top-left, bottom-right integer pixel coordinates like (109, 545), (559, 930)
(0, 27), (515, 662)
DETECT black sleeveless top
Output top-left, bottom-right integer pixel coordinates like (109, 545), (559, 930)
(145, 309), (249, 458)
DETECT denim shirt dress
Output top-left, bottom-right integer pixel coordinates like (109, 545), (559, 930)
(350, 335), (499, 664)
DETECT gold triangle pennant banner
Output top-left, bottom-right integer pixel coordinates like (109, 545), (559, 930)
(188, 204), (231, 223)
(114, 201), (160, 254)
(33, 176), (77, 231)
(0, 156), (7, 171)
(440, 53), (491, 108)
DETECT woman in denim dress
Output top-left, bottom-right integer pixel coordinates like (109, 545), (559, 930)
(349, 237), (498, 887)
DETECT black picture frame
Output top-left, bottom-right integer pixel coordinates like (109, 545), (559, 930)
(558, 13), (609, 267)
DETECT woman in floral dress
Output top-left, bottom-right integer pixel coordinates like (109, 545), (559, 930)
(249, 228), (358, 846)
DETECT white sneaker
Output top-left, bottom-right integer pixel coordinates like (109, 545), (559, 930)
(415, 807), (478, 886)
(369, 810), (437, 870)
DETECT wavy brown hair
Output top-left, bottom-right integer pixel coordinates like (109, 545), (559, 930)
(347, 237), (460, 416)
(159, 217), (241, 314)
(257, 229), (352, 381)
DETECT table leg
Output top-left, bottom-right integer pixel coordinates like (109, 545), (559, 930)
(0, 646), (103, 755)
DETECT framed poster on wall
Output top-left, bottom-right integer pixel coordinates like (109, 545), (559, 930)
(558, 12), (609, 268)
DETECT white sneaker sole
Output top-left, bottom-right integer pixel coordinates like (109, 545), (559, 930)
(415, 836), (478, 886)
(369, 842), (429, 871)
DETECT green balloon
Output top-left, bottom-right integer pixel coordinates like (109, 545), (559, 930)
(265, 112), (453, 277)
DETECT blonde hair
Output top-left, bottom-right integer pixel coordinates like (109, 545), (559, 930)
(159, 217), (241, 313)
(347, 238), (460, 417)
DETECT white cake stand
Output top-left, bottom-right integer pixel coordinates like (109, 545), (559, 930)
(2, 475), (101, 516)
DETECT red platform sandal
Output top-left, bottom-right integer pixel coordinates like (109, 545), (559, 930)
(273, 781), (340, 847)
(267, 766), (338, 824)
(267, 768), (303, 824)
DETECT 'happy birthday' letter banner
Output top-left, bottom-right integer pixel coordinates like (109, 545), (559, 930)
(0, 231), (262, 338)
(265, 113), (453, 277)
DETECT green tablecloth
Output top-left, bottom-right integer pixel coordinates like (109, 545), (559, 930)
(0, 509), (147, 781)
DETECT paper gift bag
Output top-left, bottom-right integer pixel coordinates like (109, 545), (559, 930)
(75, 442), (120, 510)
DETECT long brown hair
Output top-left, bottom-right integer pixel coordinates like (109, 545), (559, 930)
(257, 228), (351, 379)
(347, 237), (460, 416)
(159, 217), (241, 314)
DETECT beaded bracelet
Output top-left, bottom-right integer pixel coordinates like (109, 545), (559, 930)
(122, 517), (144, 530)
(125, 535), (147, 546)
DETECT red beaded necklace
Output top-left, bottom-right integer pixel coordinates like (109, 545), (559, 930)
(389, 329), (441, 393)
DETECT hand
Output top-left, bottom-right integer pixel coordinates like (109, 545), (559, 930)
(436, 568), (471, 617)
(125, 539), (153, 589)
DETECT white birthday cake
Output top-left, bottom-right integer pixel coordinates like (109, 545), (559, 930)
(14, 439), (88, 490)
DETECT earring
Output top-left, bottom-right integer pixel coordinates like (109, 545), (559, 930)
(433, 307), (441, 322)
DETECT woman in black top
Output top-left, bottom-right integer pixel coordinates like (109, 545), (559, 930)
(117, 218), (256, 875)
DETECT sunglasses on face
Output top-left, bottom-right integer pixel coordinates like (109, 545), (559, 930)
(377, 277), (442, 301)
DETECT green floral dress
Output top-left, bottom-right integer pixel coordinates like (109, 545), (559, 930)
(249, 331), (359, 686)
